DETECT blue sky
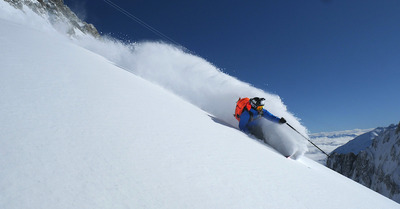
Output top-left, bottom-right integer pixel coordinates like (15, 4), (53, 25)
(65, 0), (400, 133)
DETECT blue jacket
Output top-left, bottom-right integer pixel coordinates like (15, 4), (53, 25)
(239, 108), (281, 134)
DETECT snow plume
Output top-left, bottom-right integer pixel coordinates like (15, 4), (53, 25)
(131, 42), (310, 157)
(1, 0), (308, 156)
(260, 120), (308, 158)
(76, 38), (309, 157)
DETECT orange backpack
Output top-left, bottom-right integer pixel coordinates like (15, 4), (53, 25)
(234, 98), (251, 121)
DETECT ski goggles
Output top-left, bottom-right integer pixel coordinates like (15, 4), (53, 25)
(256, 106), (264, 111)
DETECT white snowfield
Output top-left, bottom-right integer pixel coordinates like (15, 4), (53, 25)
(0, 2), (399, 209)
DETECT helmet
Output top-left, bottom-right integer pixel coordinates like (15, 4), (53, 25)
(250, 97), (265, 110)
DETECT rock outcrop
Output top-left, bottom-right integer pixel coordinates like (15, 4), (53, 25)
(4, 0), (99, 37)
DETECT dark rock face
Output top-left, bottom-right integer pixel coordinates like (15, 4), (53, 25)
(4, 0), (99, 38)
(327, 122), (400, 203)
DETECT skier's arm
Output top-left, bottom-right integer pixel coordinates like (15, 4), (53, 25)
(262, 109), (281, 123)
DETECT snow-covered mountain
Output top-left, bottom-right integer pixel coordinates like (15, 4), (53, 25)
(327, 123), (400, 203)
(1, 0), (399, 208)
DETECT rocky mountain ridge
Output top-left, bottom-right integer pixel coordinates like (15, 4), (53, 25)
(4, 0), (99, 37)
(327, 122), (400, 203)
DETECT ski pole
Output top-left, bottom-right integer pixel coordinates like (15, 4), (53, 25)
(286, 123), (331, 158)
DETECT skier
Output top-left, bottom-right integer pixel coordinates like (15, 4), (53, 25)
(234, 97), (286, 135)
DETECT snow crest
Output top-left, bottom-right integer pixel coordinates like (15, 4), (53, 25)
(74, 37), (309, 157)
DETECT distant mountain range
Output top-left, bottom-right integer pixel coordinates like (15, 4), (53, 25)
(305, 128), (373, 164)
(310, 128), (374, 139)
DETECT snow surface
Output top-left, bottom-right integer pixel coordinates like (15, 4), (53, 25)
(0, 1), (399, 208)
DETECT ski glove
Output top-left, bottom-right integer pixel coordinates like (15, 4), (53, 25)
(279, 117), (286, 124)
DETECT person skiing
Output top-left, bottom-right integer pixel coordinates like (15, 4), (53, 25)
(235, 97), (286, 134)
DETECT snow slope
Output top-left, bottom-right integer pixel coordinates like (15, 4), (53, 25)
(1, 2), (399, 208)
